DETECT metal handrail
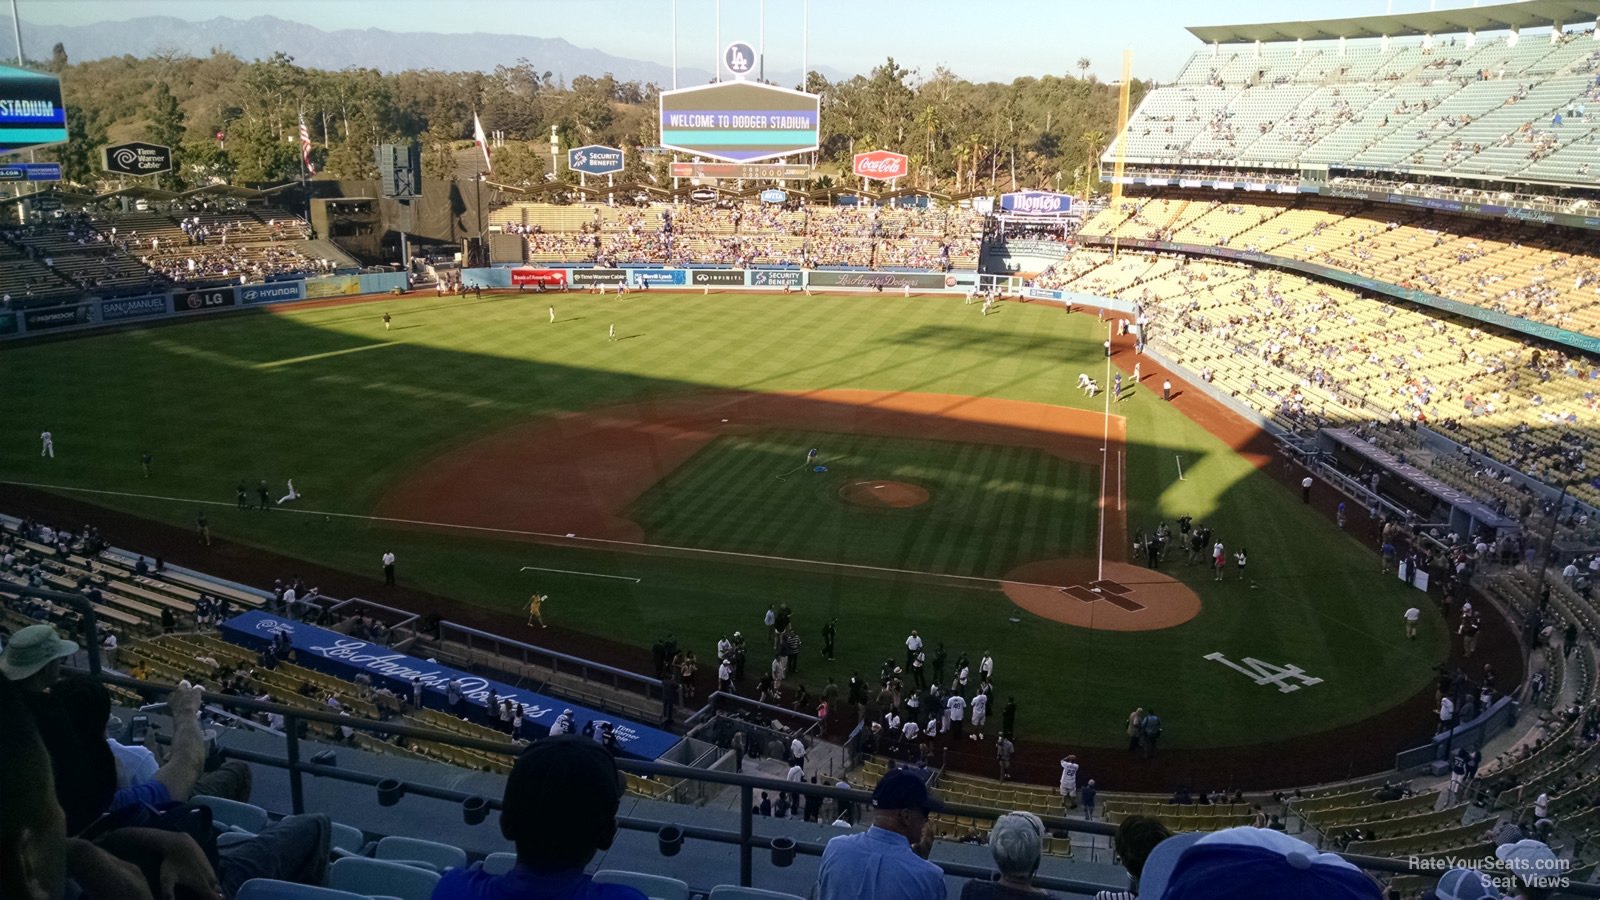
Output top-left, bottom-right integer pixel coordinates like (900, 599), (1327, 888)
(88, 673), (1600, 896)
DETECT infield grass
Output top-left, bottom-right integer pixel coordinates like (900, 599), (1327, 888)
(2, 290), (1450, 752)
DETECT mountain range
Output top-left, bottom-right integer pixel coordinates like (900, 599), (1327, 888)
(2, 14), (843, 87)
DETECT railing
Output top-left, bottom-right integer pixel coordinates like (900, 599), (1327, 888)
(88, 673), (1600, 897)
(435, 619), (666, 717)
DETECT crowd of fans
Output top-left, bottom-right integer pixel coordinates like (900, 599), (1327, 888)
(512, 201), (983, 270)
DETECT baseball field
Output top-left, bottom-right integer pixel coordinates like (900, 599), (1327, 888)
(4, 288), (1464, 784)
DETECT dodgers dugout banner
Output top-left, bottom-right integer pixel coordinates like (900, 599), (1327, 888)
(241, 281), (305, 305)
(807, 271), (954, 290)
(220, 611), (679, 759)
(172, 287), (237, 314)
(99, 294), (169, 321)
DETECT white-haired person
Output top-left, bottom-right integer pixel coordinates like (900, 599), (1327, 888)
(960, 811), (1055, 900)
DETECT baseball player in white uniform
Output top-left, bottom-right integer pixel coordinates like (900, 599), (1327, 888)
(1059, 755), (1079, 806)
(278, 479), (300, 505)
(979, 652), (994, 681)
(608, 323), (616, 341)
(549, 306), (556, 324)
(40, 430), (53, 457)
(969, 691), (989, 740)
(946, 693), (967, 740)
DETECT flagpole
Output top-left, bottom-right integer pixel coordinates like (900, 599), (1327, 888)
(671, 0), (678, 90)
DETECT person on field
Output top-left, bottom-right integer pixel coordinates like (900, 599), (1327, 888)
(39, 429), (53, 457)
(382, 551), (397, 585)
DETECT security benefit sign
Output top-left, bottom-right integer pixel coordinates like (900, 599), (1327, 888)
(567, 144), (625, 176)
(103, 141), (174, 177)
(0, 66), (66, 154)
(658, 81), (819, 163)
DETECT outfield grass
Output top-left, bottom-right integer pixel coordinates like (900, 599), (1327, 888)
(3, 291), (1450, 748)
(632, 431), (1098, 576)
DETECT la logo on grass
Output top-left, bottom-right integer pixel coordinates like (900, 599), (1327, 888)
(1204, 652), (1324, 694)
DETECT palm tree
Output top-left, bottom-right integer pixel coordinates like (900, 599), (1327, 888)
(1076, 57), (1091, 81)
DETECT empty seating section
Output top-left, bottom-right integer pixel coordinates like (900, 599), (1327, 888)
(1115, 31), (1600, 184)
(497, 201), (984, 270)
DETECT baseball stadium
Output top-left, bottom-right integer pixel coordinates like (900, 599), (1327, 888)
(3, 2), (1600, 898)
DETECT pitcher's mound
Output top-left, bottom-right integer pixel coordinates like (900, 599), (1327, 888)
(839, 480), (929, 509)
(1001, 560), (1202, 632)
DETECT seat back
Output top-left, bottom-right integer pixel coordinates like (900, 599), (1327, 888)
(192, 795), (270, 834)
(594, 870), (690, 900)
(328, 856), (441, 900)
(375, 835), (467, 871)
(235, 879), (375, 900)
(710, 886), (807, 900)
(482, 852), (518, 876)
(330, 822), (367, 856)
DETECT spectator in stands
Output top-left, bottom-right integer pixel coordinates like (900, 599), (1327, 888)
(817, 768), (946, 900)
(0, 623), (79, 692)
(1093, 814), (1172, 900)
(960, 811), (1050, 900)
(1136, 826), (1382, 900)
(1496, 839), (1563, 900)
(435, 735), (647, 900)
(1424, 867), (1500, 900)
(0, 677), (69, 900)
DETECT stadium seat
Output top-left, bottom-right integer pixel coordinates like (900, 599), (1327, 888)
(328, 856), (441, 900)
(481, 852), (518, 875)
(375, 835), (467, 870)
(710, 886), (807, 900)
(193, 795), (270, 834)
(330, 822), (367, 856)
(594, 869), (691, 900)
(235, 880), (380, 900)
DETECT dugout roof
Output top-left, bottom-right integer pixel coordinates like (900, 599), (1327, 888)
(1187, 0), (1600, 44)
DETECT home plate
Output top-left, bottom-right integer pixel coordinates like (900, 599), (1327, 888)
(721, 418), (729, 422)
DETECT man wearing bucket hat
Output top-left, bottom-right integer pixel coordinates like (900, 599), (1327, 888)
(1136, 826), (1382, 900)
(1496, 839), (1565, 899)
(817, 768), (947, 900)
(1422, 866), (1500, 900)
(0, 623), (79, 691)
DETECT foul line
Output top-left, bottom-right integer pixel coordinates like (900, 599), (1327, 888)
(1098, 321), (1112, 584)
(1175, 454), (1187, 481)
(1118, 450), (1124, 512)
(0, 479), (1079, 593)
(519, 565), (640, 583)
(255, 341), (403, 369)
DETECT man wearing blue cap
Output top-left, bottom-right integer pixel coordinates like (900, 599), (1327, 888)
(817, 768), (947, 900)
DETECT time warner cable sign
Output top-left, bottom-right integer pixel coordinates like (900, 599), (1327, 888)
(0, 65), (67, 154)
(658, 81), (819, 164)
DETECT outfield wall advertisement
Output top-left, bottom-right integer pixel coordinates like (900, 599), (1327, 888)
(629, 269), (687, 287)
(241, 281), (306, 304)
(172, 287), (238, 314)
(807, 271), (953, 290)
(23, 303), (94, 330)
(305, 276), (360, 298)
(99, 295), (170, 321)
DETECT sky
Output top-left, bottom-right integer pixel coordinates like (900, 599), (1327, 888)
(19, 0), (1503, 83)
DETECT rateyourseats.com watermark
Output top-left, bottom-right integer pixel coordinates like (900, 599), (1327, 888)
(1408, 854), (1572, 890)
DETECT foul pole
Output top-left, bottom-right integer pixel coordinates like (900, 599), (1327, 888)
(1110, 49), (1133, 259)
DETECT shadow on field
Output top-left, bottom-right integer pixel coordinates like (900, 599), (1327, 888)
(0, 300), (1520, 792)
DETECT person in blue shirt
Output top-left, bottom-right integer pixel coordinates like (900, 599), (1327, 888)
(432, 736), (647, 900)
(816, 768), (947, 900)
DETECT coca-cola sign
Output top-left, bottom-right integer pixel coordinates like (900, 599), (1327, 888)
(853, 150), (908, 181)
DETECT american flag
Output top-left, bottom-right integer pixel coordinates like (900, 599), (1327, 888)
(298, 113), (314, 174)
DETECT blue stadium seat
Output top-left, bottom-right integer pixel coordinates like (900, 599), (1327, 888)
(481, 852), (517, 876)
(330, 822), (368, 856)
(328, 856), (440, 900)
(193, 795), (270, 834)
(594, 870), (690, 900)
(375, 835), (467, 871)
(235, 879), (380, 900)
(710, 887), (806, 900)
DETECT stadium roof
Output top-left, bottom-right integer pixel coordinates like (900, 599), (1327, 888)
(1187, 0), (1600, 44)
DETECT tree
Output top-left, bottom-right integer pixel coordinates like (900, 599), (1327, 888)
(227, 115), (297, 183)
(46, 43), (68, 73)
(179, 137), (232, 185)
(56, 105), (105, 186)
(149, 82), (187, 189)
(421, 122), (459, 179)
(1077, 57), (1090, 80)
